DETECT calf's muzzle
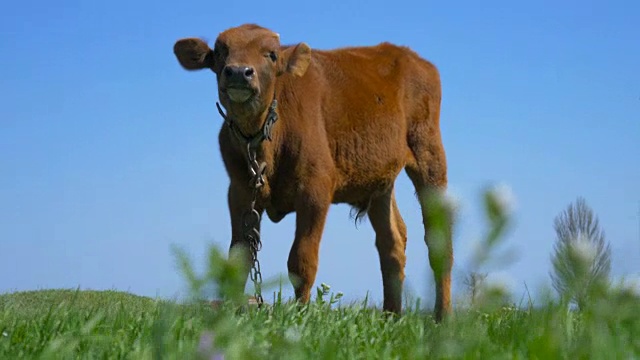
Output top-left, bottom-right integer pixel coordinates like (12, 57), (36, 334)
(223, 65), (255, 85)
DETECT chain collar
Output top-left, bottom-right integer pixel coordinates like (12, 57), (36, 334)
(215, 97), (279, 308)
(216, 98), (278, 151)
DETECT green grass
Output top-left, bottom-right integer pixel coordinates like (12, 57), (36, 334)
(1, 285), (639, 359)
(2, 188), (638, 358)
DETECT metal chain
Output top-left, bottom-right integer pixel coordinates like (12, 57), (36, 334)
(216, 98), (278, 309)
(242, 142), (266, 307)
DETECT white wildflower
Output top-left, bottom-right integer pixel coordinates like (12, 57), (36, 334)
(285, 327), (302, 342)
(474, 271), (514, 310)
(489, 183), (516, 215)
(620, 275), (640, 297)
(320, 283), (330, 295)
(481, 271), (515, 295)
(569, 233), (598, 265)
(442, 189), (462, 215)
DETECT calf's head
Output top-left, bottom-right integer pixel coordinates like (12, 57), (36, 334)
(173, 24), (312, 129)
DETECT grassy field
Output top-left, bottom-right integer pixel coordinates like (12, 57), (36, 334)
(2, 266), (640, 359)
(2, 191), (638, 359)
(1, 285), (639, 359)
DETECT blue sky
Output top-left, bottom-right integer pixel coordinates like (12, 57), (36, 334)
(1, 0), (638, 306)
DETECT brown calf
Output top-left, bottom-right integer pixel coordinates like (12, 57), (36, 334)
(173, 24), (453, 321)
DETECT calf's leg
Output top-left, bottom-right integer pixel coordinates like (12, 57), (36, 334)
(227, 183), (263, 291)
(287, 184), (332, 303)
(406, 134), (453, 323)
(368, 188), (408, 314)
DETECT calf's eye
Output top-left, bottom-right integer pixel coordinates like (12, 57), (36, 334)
(268, 51), (277, 62)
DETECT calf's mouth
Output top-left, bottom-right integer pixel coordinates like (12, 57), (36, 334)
(223, 85), (256, 103)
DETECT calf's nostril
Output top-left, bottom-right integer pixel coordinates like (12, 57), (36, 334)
(223, 67), (233, 77)
(244, 67), (255, 78)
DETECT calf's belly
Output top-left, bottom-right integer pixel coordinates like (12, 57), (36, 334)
(332, 155), (406, 206)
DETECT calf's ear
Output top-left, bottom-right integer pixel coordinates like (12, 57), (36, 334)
(173, 38), (214, 70)
(279, 42), (311, 77)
